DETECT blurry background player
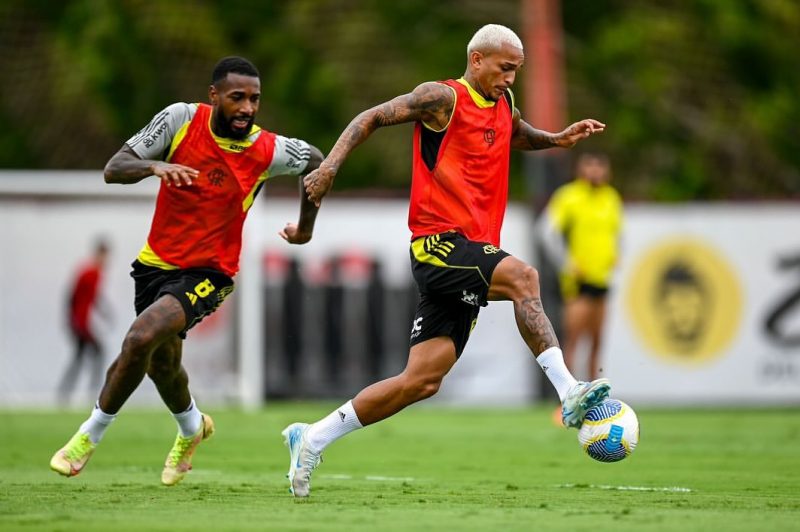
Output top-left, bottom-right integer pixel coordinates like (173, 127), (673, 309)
(540, 153), (622, 423)
(282, 24), (608, 498)
(57, 239), (112, 405)
(49, 56), (323, 486)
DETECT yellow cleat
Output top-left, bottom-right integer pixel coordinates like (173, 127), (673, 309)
(50, 431), (96, 477)
(161, 414), (215, 486)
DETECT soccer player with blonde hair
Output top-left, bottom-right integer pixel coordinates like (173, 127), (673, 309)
(283, 25), (610, 497)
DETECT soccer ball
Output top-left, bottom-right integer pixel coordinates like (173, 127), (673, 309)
(577, 398), (639, 462)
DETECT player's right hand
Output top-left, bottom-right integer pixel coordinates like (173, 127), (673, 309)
(152, 162), (199, 187)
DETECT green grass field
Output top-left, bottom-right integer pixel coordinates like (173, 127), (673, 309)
(2, 403), (799, 531)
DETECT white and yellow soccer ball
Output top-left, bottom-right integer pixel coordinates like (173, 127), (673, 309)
(577, 398), (639, 462)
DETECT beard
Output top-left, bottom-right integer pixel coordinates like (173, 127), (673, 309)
(213, 107), (254, 140)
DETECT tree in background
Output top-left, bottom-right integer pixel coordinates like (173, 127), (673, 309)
(0, 0), (797, 200)
(563, 0), (800, 200)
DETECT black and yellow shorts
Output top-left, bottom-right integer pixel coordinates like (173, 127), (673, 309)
(561, 274), (610, 301)
(578, 282), (609, 299)
(408, 231), (510, 356)
(131, 260), (235, 339)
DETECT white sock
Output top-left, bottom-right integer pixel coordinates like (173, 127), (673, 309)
(173, 398), (203, 437)
(536, 346), (579, 402)
(79, 403), (117, 444)
(306, 400), (363, 452)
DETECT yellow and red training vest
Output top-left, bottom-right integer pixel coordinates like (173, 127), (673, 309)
(142, 103), (275, 276)
(408, 78), (513, 247)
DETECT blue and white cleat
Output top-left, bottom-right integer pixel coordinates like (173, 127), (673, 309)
(561, 378), (611, 429)
(281, 422), (321, 497)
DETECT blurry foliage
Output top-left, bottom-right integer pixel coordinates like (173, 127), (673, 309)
(0, 0), (797, 200)
(563, 0), (800, 200)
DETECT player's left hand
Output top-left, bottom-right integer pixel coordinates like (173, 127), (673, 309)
(279, 222), (312, 245)
(303, 166), (336, 207)
(556, 119), (606, 148)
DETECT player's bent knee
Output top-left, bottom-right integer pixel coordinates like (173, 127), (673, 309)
(510, 264), (540, 299)
(491, 258), (542, 301)
(405, 375), (443, 401)
(120, 327), (157, 360)
(521, 263), (540, 285)
(419, 380), (442, 399)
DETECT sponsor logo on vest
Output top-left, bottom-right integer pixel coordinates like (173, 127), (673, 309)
(484, 128), (496, 145)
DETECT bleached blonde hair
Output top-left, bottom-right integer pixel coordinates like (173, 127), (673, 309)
(467, 24), (523, 55)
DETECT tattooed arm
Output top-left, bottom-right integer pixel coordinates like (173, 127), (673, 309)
(510, 107), (606, 151)
(304, 82), (455, 206)
(104, 145), (199, 187)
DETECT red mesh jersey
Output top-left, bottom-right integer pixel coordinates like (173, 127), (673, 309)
(408, 79), (513, 246)
(146, 103), (275, 276)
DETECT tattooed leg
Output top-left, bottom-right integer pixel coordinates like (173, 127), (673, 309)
(514, 296), (560, 355)
(488, 256), (560, 356)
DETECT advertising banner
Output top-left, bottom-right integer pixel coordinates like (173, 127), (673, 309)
(605, 204), (800, 404)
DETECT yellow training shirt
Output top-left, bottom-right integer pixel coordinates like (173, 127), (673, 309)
(546, 179), (623, 294)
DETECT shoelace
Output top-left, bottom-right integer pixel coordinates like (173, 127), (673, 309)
(65, 435), (93, 461)
(167, 435), (196, 466)
(299, 452), (322, 481)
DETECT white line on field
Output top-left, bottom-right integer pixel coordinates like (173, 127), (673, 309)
(557, 483), (693, 493)
(320, 474), (417, 482)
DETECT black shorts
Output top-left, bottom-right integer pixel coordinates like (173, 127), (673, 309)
(578, 282), (609, 299)
(131, 260), (234, 339)
(408, 231), (510, 357)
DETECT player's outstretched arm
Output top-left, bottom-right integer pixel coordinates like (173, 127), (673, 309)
(104, 145), (199, 187)
(280, 144), (325, 245)
(304, 82), (455, 206)
(510, 108), (606, 150)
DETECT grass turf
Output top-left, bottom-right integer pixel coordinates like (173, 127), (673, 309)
(1, 403), (799, 531)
